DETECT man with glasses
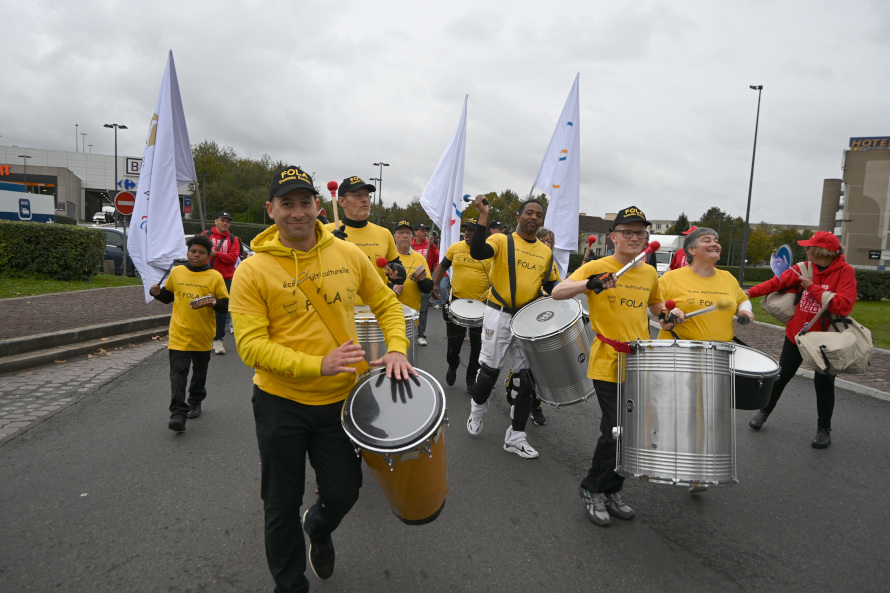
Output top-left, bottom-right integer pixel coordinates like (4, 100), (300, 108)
(552, 206), (676, 527)
(324, 176), (405, 297)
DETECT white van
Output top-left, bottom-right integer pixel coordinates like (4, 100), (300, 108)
(648, 234), (683, 276)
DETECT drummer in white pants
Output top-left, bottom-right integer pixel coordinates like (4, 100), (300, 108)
(466, 196), (559, 459)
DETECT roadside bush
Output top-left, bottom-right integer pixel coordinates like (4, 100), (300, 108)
(56, 215), (78, 226)
(855, 270), (890, 301)
(0, 221), (105, 281)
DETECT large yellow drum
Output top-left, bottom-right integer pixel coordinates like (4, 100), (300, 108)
(341, 368), (448, 525)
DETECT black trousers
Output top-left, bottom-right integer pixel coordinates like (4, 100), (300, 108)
(252, 387), (362, 593)
(168, 349), (211, 417)
(762, 336), (836, 429)
(445, 320), (482, 387)
(214, 278), (233, 340)
(581, 380), (624, 495)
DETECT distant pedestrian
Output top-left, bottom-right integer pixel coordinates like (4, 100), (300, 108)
(149, 235), (229, 433)
(410, 222), (438, 346)
(201, 211), (242, 354)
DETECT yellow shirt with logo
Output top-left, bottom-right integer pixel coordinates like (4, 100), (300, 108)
(395, 250), (431, 311)
(656, 266), (748, 342)
(569, 257), (662, 382)
(323, 221), (399, 285)
(484, 232), (557, 308)
(231, 221), (409, 406)
(445, 240), (490, 301)
(165, 266), (229, 351)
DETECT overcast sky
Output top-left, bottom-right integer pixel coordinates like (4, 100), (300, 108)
(3, 0), (889, 225)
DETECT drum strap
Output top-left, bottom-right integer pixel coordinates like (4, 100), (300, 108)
(595, 334), (633, 354)
(486, 235), (519, 314)
(271, 255), (371, 375)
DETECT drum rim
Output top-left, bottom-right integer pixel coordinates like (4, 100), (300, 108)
(341, 367), (446, 455)
(629, 339), (736, 353)
(510, 296), (582, 340)
(732, 344), (780, 374)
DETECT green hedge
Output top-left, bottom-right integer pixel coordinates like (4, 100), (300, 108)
(56, 215), (78, 226)
(719, 265), (889, 301)
(182, 219), (271, 248)
(0, 221), (105, 281)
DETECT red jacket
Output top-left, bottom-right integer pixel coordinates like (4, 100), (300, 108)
(411, 239), (439, 273)
(747, 255), (857, 340)
(669, 250), (687, 270)
(203, 228), (241, 280)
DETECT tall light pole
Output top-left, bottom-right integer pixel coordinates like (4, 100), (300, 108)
(738, 85), (763, 287)
(103, 123), (128, 196)
(88, 144), (93, 154)
(81, 132), (87, 154)
(372, 162), (389, 225)
(18, 155), (31, 193)
(75, 124), (79, 152)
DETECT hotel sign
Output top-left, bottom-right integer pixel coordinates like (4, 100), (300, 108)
(849, 136), (890, 150)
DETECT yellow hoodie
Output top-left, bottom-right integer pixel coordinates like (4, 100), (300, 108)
(230, 221), (409, 405)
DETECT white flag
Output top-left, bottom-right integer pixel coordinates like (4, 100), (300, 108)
(420, 97), (467, 263)
(534, 74), (581, 277)
(128, 51), (197, 302)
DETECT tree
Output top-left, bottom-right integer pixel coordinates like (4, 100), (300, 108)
(666, 212), (689, 235)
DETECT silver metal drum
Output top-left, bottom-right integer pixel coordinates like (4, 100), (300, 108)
(573, 294), (595, 344)
(615, 340), (737, 487)
(355, 305), (419, 366)
(448, 298), (485, 327)
(510, 296), (594, 407)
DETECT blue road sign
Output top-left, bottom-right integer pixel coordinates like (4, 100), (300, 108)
(117, 179), (136, 190)
(775, 244), (793, 268)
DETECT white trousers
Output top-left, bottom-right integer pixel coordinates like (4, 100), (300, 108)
(478, 306), (530, 373)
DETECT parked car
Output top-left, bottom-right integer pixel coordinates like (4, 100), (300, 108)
(91, 226), (137, 276)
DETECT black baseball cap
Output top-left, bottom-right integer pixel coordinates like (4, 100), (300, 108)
(270, 166), (318, 199)
(338, 176), (376, 197)
(413, 222), (430, 232)
(490, 220), (505, 229)
(394, 220), (413, 231)
(611, 206), (651, 228)
(462, 217), (478, 229)
(215, 211), (232, 220)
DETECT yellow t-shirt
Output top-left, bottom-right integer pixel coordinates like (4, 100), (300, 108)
(231, 223), (408, 406)
(444, 240), (490, 301)
(656, 267), (748, 342)
(164, 266), (229, 351)
(395, 250), (431, 312)
(323, 221), (399, 286)
(483, 232), (558, 308)
(569, 257), (662, 382)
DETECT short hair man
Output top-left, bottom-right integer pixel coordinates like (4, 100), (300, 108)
(552, 205), (677, 527)
(465, 196), (559, 459)
(409, 222), (438, 346)
(489, 220), (506, 235)
(202, 211), (242, 355)
(431, 217), (489, 392)
(230, 166), (414, 592)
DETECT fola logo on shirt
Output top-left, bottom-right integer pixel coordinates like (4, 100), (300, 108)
(518, 259), (538, 270)
(620, 298), (645, 309)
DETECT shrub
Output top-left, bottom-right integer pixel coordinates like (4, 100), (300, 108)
(0, 221), (105, 281)
(855, 269), (890, 301)
(56, 215), (78, 226)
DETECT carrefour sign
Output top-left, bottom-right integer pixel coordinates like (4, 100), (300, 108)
(849, 136), (890, 150)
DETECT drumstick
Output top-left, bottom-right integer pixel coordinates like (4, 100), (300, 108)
(326, 181), (341, 228)
(682, 299), (735, 319)
(590, 241), (660, 294)
(463, 194), (489, 206)
(583, 235), (596, 260)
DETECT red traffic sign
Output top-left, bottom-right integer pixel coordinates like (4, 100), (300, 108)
(114, 191), (136, 216)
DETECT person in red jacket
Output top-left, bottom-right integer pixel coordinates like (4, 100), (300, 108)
(745, 231), (857, 449)
(668, 226), (697, 270)
(410, 223), (439, 346)
(203, 211), (242, 355)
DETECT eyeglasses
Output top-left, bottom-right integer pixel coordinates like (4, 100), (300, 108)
(540, 238), (554, 245)
(348, 191), (371, 199)
(616, 230), (649, 239)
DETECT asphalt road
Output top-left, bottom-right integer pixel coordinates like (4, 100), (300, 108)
(1, 308), (889, 593)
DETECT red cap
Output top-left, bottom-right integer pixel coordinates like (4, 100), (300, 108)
(681, 226), (698, 235)
(798, 231), (840, 252)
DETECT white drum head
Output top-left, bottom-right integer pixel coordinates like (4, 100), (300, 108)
(449, 299), (485, 318)
(734, 345), (779, 376)
(511, 297), (581, 339)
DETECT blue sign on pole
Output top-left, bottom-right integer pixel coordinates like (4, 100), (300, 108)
(117, 179), (136, 190)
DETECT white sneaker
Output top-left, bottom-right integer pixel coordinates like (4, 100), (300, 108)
(503, 427), (539, 459)
(418, 337), (428, 346)
(226, 323), (234, 334)
(213, 339), (226, 355)
(466, 400), (488, 435)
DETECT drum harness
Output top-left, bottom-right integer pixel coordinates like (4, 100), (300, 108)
(481, 234), (553, 316)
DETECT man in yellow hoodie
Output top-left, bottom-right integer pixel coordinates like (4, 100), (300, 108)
(230, 165), (414, 593)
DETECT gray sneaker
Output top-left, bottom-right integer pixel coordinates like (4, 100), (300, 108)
(606, 492), (635, 520)
(580, 487), (610, 526)
(213, 339), (226, 355)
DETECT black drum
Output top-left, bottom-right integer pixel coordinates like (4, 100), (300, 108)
(733, 345), (780, 410)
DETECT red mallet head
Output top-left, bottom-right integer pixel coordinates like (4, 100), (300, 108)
(665, 300), (676, 310)
(588, 236), (597, 245)
(326, 181), (338, 197)
(376, 257), (388, 268)
(644, 241), (661, 254)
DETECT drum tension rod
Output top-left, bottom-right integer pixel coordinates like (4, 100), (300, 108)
(384, 455), (397, 471)
(421, 441), (433, 458)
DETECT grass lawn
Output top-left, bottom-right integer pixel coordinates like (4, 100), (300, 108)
(750, 296), (890, 350)
(0, 274), (142, 299)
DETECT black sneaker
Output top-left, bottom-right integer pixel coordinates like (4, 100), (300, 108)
(186, 403), (202, 419)
(303, 510), (334, 579)
(445, 366), (457, 386)
(531, 407), (546, 426)
(168, 415), (186, 432)
(812, 427), (831, 449)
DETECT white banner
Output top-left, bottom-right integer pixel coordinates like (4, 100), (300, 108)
(420, 97), (468, 263)
(534, 74), (581, 277)
(128, 51), (197, 302)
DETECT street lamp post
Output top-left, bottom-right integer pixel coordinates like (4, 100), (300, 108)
(738, 85), (763, 288)
(372, 162), (389, 225)
(104, 123), (128, 275)
(18, 155), (31, 193)
(88, 144), (93, 154)
(81, 132), (87, 154)
(75, 124), (79, 152)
